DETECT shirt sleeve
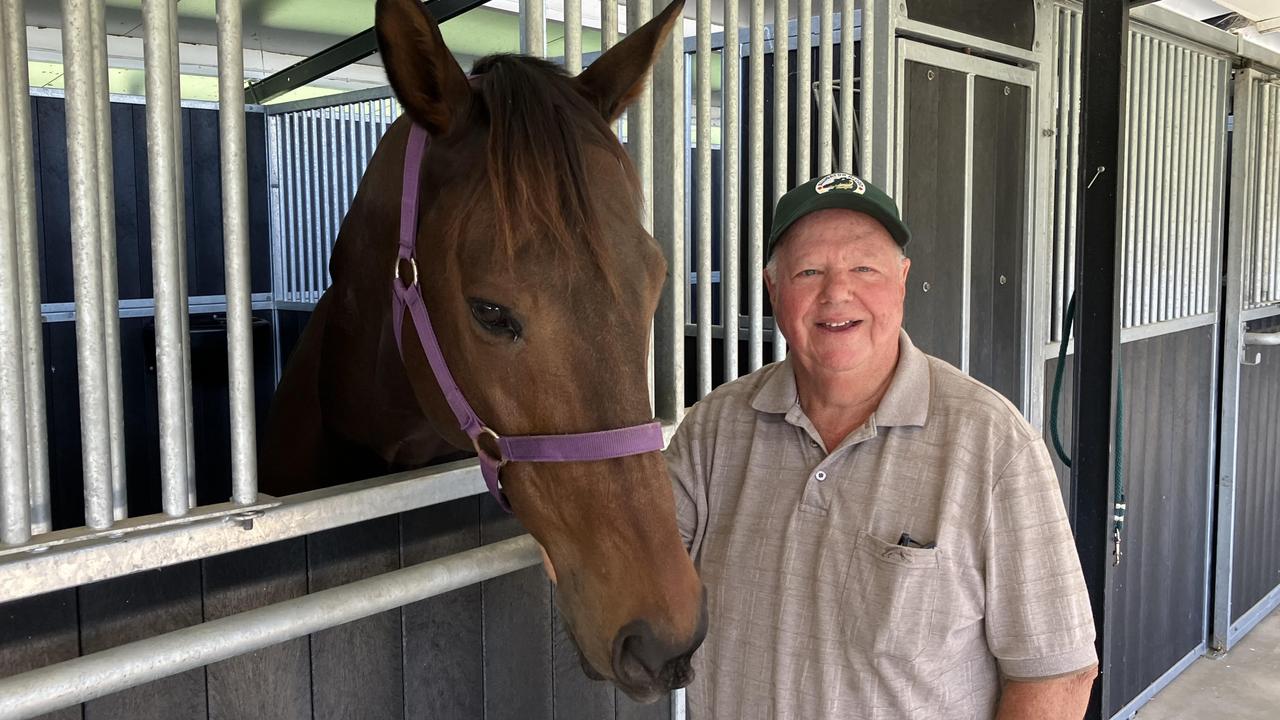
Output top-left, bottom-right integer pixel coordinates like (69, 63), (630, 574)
(663, 410), (709, 560)
(984, 437), (1099, 680)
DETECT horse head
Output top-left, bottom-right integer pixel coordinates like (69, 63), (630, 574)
(374, 0), (703, 701)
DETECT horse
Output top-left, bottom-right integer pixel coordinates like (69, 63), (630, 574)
(258, 0), (705, 701)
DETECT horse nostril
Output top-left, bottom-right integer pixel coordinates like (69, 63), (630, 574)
(612, 618), (704, 691)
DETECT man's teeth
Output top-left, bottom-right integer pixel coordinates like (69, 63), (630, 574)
(820, 320), (856, 329)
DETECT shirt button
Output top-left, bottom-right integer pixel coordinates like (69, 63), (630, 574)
(815, 470), (827, 482)
(810, 440), (820, 448)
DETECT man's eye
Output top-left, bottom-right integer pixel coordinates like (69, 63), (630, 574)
(798, 269), (819, 277)
(469, 300), (522, 340)
(855, 266), (874, 273)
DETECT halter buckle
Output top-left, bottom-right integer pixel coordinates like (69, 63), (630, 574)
(472, 426), (507, 469)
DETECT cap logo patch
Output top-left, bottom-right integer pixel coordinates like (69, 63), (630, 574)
(814, 172), (866, 195)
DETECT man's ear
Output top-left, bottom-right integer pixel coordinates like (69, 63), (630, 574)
(573, 0), (686, 122)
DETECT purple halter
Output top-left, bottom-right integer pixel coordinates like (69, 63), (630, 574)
(391, 123), (664, 512)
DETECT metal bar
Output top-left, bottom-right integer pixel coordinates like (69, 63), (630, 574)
(695, 0), (712, 397)
(1171, 47), (1187, 321)
(817, 0), (833, 175)
(603, 0), (618, 50)
(1194, 53), (1209, 314)
(522, 0), (545, 57)
(1139, 33), (1157, 327)
(169, 0), (198, 511)
(565, 0), (582, 74)
(143, 0), (191, 519)
(748, 0), (765, 371)
(628, 0), (654, 234)
(1066, 10), (1081, 327)
(796, 0), (812, 183)
(1267, 87), (1279, 305)
(266, 115), (284, 302)
(0, 0), (30, 545)
(63, 0), (113, 529)
(723, 0), (741, 382)
(90, 0), (128, 521)
(1121, 30), (1138, 328)
(652, 0), (684, 424)
(859, 0), (875, 183)
(218, 0), (259, 507)
(1156, 39), (1172, 323)
(1213, 69), (1259, 653)
(772, 0), (789, 363)
(1070, 1), (1127, 715)
(286, 113), (301, 303)
(1053, 8), (1070, 339)
(961, 73), (973, 373)
(323, 106), (335, 288)
(838, 0), (855, 173)
(243, 0), (488, 104)
(303, 111), (317, 302)
(1186, 52), (1201, 317)
(3, 0), (51, 536)
(0, 534), (542, 719)
(1244, 330), (1280, 346)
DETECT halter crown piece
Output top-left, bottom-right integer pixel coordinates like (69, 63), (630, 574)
(391, 123), (665, 512)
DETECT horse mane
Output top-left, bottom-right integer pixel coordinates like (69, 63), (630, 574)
(459, 54), (641, 280)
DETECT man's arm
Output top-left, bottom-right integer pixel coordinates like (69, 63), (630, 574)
(995, 665), (1098, 720)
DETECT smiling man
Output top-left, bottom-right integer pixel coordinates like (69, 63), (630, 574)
(665, 173), (1098, 719)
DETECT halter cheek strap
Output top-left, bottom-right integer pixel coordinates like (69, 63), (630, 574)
(391, 123), (664, 512)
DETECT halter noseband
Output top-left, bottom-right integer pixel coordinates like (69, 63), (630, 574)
(390, 123), (664, 512)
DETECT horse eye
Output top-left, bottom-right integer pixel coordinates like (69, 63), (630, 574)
(469, 300), (522, 340)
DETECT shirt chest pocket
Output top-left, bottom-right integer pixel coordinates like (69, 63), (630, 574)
(841, 531), (942, 662)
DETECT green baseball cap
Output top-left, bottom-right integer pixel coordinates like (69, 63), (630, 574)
(767, 172), (911, 260)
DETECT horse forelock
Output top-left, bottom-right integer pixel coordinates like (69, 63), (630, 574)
(447, 54), (641, 296)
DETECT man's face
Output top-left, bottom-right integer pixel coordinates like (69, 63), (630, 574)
(766, 209), (910, 378)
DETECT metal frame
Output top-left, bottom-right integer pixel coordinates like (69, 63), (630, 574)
(894, 39), (1040, 413)
(1108, 643), (1206, 720)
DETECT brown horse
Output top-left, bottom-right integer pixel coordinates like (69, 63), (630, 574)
(259, 0), (704, 701)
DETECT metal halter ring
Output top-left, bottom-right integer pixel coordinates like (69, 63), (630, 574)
(472, 426), (508, 469)
(394, 256), (419, 288)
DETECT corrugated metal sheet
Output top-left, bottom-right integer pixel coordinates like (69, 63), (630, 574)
(1245, 82), (1280, 310)
(1050, 5), (1229, 339)
(1044, 326), (1215, 717)
(1232, 312), (1280, 623)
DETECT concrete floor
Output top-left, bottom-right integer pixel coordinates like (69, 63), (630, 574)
(1136, 607), (1280, 719)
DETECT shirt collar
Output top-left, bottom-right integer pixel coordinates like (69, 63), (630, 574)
(750, 330), (931, 428)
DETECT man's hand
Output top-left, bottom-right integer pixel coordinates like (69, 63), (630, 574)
(995, 665), (1098, 720)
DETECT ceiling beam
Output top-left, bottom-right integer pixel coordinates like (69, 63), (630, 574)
(244, 0), (488, 105)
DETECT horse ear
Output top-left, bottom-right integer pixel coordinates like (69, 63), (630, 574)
(574, 0), (686, 122)
(375, 0), (471, 136)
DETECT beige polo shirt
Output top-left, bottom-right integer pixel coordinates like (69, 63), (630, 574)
(666, 332), (1097, 719)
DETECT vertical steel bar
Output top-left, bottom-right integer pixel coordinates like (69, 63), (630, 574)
(565, 0), (582, 74)
(1171, 48), (1187, 320)
(1269, 86), (1279, 305)
(1125, 33), (1146, 329)
(773, 0), (789, 362)
(286, 113), (300, 303)
(1052, 9), (1070, 337)
(695, 0), (712, 396)
(1152, 39), (1169, 322)
(89, 0), (127, 521)
(1064, 11), (1081, 324)
(0, 0), (30, 545)
(838, 0), (854, 173)
(303, 111), (316, 302)
(218, 0), (258, 506)
(652, 0), (684, 425)
(1262, 86), (1276, 304)
(142, 0), (189, 518)
(628, 0), (654, 234)
(859, 0), (875, 182)
(338, 104), (350, 224)
(603, 0), (618, 50)
(3, 0), (50, 536)
(723, 0), (741, 383)
(796, 0), (812, 182)
(323, 106), (334, 289)
(1140, 34), (1157, 326)
(961, 73), (973, 372)
(63, 0), (114, 528)
(817, 0), (833, 175)
(266, 114), (283, 302)
(1120, 35), (1134, 328)
(748, 0), (764, 370)
(522, 0), (545, 58)
(168, 0), (197, 508)
(1190, 53), (1205, 314)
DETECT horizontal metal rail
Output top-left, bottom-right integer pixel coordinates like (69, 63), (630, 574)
(1244, 330), (1280, 346)
(0, 534), (542, 719)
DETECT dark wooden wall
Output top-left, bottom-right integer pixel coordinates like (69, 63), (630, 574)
(1045, 326), (1217, 717)
(1232, 310), (1280, 623)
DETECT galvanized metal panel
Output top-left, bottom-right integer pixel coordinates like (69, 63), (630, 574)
(1049, 5), (1229, 338)
(1246, 82), (1280, 309)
